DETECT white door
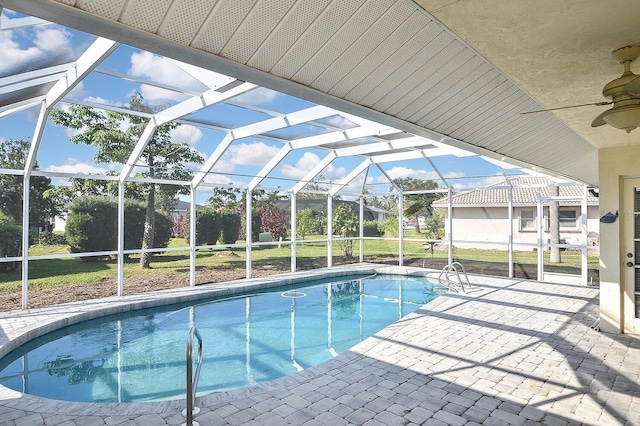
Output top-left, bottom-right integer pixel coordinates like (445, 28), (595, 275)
(623, 178), (640, 333)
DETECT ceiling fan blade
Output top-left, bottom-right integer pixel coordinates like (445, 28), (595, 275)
(520, 101), (611, 115)
(625, 75), (640, 94)
(591, 110), (608, 127)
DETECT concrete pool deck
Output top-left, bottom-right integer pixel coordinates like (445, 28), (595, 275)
(0, 265), (638, 425)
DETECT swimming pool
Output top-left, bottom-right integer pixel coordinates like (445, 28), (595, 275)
(0, 274), (442, 403)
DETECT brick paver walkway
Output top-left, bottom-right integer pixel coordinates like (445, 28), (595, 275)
(0, 266), (638, 425)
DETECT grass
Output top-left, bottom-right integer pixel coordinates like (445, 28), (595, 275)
(0, 235), (600, 292)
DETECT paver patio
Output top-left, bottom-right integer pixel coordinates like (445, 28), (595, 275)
(0, 266), (637, 425)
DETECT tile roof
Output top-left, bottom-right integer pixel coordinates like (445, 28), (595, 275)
(432, 176), (598, 207)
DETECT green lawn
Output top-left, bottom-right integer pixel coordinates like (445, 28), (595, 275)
(0, 236), (600, 293)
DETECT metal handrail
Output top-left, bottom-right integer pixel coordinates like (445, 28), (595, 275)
(438, 262), (471, 293)
(451, 262), (471, 289)
(185, 326), (202, 426)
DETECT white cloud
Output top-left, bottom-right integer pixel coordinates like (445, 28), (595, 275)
(280, 152), (347, 180)
(0, 26), (74, 76)
(281, 152), (320, 179)
(45, 158), (107, 175)
(170, 125), (202, 147)
(212, 141), (281, 173)
(228, 141), (279, 166)
(380, 166), (440, 181)
(452, 175), (506, 191)
(233, 87), (280, 105)
(83, 96), (124, 107)
(128, 52), (199, 101)
(202, 174), (242, 186)
(324, 115), (356, 129)
(34, 27), (70, 51)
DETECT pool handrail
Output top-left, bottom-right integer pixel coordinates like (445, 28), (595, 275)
(186, 326), (202, 426)
(451, 262), (471, 289)
(438, 262), (471, 293)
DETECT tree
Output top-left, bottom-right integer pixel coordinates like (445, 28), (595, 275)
(207, 186), (242, 209)
(50, 93), (204, 268)
(423, 210), (445, 240)
(296, 208), (315, 240)
(333, 203), (358, 258)
(258, 204), (288, 241)
(392, 177), (440, 234)
(0, 139), (58, 228)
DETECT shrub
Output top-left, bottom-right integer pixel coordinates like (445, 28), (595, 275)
(124, 202), (174, 249)
(39, 230), (67, 246)
(65, 197), (117, 255)
(178, 207), (224, 245)
(363, 220), (382, 237)
(333, 204), (358, 258)
(196, 207), (221, 245)
(239, 208), (261, 242)
(259, 204), (288, 241)
(220, 208), (241, 244)
(0, 220), (21, 272)
(382, 217), (400, 238)
(172, 213), (186, 238)
(65, 197), (172, 259)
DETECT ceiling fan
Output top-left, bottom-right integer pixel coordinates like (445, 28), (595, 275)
(522, 44), (640, 133)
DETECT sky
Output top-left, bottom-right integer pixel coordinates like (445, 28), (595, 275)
(0, 8), (531, 204)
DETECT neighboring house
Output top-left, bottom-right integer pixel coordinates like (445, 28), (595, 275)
(431, 176), (600, 251)
(276, 199), (389, 222)
(171, 200), (204, 218)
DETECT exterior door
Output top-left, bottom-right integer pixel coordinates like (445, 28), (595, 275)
(623, 178), (640, 333)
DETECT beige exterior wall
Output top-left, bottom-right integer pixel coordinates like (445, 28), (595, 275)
(448, 207), (510, 250)
(599, 145), (640, 334)
(443, 205), (600, 251)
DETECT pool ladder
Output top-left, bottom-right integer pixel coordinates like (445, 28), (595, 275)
(438, 262), (471, 293)
(183, 326), (202, 426)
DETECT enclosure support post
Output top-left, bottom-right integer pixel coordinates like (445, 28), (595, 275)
(448, 188), (453, 266)
(189, 187), (196, 287)
(359, 197), (364, 263)
(117, 181), (125, 296)
(581, 185), (589, 286)
(327, 195), (333, 268)
(21, 176), (29, 309)
(398, 192), (404, 266)
(290, 195), (297, 272)
(246, 191), (252, 278)
(508, 185), (514, 278)
(537, 190), (544, 280)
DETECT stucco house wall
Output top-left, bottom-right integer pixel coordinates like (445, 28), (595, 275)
(433, 177), (599, 252)
(599, 145), (640, 334)
(442, 205), (600, 250)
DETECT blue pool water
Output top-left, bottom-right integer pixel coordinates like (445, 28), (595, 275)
(0, 274), (442, 403)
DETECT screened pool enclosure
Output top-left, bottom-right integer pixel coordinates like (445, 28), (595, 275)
(0, 9), (599, 310)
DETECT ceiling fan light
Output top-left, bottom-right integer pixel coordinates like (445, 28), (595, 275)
(600, 106), (640, 133)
